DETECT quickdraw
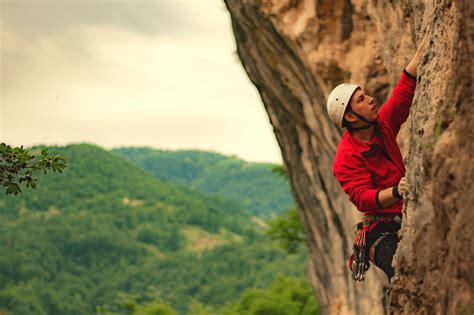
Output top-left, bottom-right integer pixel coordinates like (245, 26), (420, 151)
(351, 220), (371, 281)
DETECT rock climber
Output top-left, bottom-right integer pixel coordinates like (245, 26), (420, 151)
(326, 35), (428, 282)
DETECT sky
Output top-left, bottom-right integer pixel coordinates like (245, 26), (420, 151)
(0, 0), (283, 164)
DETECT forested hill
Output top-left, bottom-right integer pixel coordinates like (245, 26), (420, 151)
(113, 147), (294, 216)
(1, 144), (251, 234)
(0, 144), (312, 314)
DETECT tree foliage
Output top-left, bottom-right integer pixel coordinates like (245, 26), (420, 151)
(221, 275), (320, 315)
(0, 143), (66, 195)
(97, 293), (178, 315)
(266, 208), (305, 254)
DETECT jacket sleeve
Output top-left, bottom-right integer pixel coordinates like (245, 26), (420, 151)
(333, 153), (380, 212)
(378, 70), (417, 136)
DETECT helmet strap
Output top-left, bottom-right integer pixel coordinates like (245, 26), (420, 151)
(347, 109), (375, 132)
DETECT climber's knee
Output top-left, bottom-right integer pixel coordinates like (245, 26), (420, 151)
(373, 234), (399, 281)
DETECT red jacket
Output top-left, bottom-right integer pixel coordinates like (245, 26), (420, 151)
(333, 71), (416, 216)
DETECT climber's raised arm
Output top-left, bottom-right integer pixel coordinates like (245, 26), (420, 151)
(377, 32), (430, 136)
(405, 31), (430, 77)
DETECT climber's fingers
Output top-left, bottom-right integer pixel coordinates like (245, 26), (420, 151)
(398, 177), (407, 196)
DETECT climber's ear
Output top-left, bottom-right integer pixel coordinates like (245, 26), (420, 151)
(344, 111), (357, 123)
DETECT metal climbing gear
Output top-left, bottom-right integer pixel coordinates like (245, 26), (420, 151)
(351, 220), (370, 281)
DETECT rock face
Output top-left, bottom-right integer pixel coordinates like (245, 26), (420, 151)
(225, 0), (473, 314)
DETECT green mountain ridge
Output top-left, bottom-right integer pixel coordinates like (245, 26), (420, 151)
(113, 147), (294, 216)
(3, 144), (250, 234)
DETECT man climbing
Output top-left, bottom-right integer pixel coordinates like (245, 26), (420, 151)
(326, 36), (428, 282)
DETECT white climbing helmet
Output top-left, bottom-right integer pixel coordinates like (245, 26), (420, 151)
(327, 83), (360, 128)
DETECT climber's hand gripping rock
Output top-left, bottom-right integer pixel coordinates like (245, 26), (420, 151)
(392, 177), (406, 199)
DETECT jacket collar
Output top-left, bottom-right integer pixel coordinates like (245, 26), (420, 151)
(343, 123), (382, 157)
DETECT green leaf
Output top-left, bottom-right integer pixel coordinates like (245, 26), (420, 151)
(6, 183), (21, 195)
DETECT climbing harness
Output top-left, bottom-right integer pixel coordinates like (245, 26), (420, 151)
(349, 214), (401, 282)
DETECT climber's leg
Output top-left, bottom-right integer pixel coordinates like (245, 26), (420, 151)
(373, 234), (399, 282)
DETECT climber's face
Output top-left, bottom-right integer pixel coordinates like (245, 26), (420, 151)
(345, 88), (378, 123)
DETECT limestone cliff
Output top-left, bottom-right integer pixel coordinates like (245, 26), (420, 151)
(224, 0), (473, 314)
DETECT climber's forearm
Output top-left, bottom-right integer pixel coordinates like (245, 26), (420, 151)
(405, 30), (430, 77)
(376, 187), (400, 208)
(405, 43), (423, 77)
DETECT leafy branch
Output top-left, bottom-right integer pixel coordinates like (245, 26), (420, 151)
(266, 208), (305, 254)
(270, 165), (288, 179)
(0, 143), (67, 195)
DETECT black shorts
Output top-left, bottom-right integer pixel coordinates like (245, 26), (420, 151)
(366, 220), (401, 281)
